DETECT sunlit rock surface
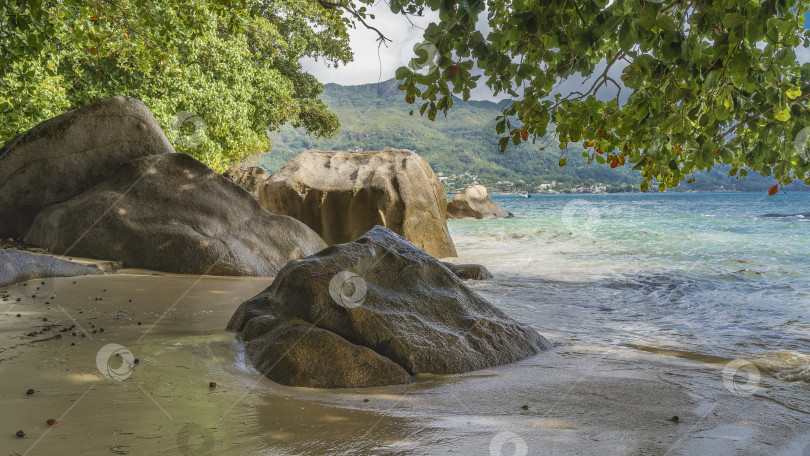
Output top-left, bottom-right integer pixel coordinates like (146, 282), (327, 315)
(240, 149), (457, 258)
(447, 185), (513, 219)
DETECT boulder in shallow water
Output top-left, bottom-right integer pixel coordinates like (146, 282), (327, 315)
(442, 262), (494, 280)
(251, 148), (457, 259)
(0, 96), (174, 238)
(25, 154), (327, 275)
(447, 185), (513, 219)
(228, 226), (549, 388)
(0, 249), (102, 287)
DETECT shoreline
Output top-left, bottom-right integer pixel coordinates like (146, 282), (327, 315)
(1, 271), (808, 455)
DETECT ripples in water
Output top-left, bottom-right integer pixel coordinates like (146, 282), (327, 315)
(451, 193), (810, 384)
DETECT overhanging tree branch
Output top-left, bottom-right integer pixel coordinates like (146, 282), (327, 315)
(316, 0), (392, 46)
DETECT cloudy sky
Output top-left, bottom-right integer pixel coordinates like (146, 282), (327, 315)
(302, 6), (810, 102)
(302, 4), (433, 86)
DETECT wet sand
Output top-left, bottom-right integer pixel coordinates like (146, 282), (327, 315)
(1, 271), (808, 455)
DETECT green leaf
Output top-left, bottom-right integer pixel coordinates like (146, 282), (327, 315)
(498, 136), (509, 153)
(395, 66), (411, 80)
(722, 13), (744, 30)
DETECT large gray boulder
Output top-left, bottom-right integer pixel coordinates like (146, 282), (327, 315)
(0, 249), (102, 287)
(250, 149), (457, 259)
(228, 226), (550, 388)
(0, 96), (174, 238)
(25, 154), (327, 276)
(447, 185), (513, 219)
(442, 262), (494, 280)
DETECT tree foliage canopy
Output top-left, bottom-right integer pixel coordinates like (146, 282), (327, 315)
(391, 0), (810, 191)
(1, 0), (353, 170)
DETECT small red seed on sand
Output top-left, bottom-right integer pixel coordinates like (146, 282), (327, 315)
(209, 382), (217, 388)
(26, 389), (35, 396)
(16, 430), (26, 437)
(47, 419), (58, 426)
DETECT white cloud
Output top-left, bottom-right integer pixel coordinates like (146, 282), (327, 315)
(303, 4), (501, 100)
(301, 4), (434, 86)
(796, 45), (810, 64)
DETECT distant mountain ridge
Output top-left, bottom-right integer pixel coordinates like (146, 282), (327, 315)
(258, 79), (802, 192)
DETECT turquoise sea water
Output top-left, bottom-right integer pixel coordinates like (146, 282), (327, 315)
(448, 192), (810, 382)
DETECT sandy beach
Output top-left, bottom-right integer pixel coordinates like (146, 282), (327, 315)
(1, 269), (808, 455)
